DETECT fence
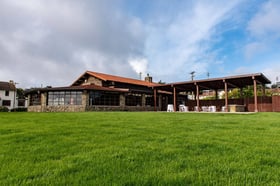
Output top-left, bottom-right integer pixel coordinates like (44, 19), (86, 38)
(185, 96), (280, 112)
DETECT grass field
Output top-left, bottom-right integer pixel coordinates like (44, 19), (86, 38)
(0, 112), (280, 185)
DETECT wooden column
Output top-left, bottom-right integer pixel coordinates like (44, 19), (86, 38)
(173, 86), (177, 111)
(153, 88), (157, 111)
(196, 83), (200, 111)
(253, 77), (258, 112)
(158, 95), (162, 111)
(224, 80), (228, 112)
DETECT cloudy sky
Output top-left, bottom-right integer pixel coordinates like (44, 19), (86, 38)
(1, 0), (280, 88)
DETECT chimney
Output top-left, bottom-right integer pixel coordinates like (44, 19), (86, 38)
(144, 73), (153, 83)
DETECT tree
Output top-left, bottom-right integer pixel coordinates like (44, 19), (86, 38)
(221, 85), (271, 99)
(17, 88), (25, 98)
(228, 88), (241, 99)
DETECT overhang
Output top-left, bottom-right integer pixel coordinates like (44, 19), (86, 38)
(154, 73), (271, 92)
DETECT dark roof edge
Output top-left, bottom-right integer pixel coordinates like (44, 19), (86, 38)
(154, 73), (271, 87)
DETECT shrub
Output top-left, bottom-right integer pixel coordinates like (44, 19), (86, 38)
(0, 106), (9, 112)
(10, 107), (28, 112)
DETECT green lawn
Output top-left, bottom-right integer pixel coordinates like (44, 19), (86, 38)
(1, 112), (280, 185)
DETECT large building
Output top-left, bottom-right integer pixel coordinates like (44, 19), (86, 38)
(26, 71), (278, 112)
(26, 71), (175, 112)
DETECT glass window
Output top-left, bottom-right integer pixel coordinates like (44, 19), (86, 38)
(89, 91), (120, 106)
(125, 94), (142, 106)
(30, 93), (41, 106)
(145, 95), (159, 107)
(5, 91), (9, 96)
(2, 100), (11, 106)
(47, 91), (82, 106)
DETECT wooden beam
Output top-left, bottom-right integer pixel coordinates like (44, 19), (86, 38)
(253, 77), (258, 112)
(226, 81), (239, 88)
(196, 83), (200, 112)
(224, 80), (228, 112)
(173, 87), (177, 111)
(198, 84), (213, 90)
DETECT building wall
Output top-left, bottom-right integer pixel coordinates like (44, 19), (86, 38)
(27, 90), (159, 112)
(82, 91), (88, 106)
(84, 76), (102, 86)
(0, 90), (16, 110)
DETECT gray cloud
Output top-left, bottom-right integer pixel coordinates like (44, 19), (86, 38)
(0, 0), (146, 88)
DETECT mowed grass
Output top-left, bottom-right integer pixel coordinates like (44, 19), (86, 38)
(1, 112), (280, 185)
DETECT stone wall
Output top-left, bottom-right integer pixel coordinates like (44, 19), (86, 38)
(28, 105), (42, 112)
(28, 105), (157, 112)
(85, 76), (102, 86)
(86, 105), (157, 112)
(28, 105), (86, 112)
(120, 94), (125, 107)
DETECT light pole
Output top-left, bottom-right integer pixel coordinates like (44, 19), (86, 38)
(190, 71), (195, 81)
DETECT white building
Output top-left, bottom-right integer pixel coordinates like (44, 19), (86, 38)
(0, 81), (16, 110)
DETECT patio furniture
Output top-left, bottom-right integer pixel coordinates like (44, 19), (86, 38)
(179, 105), (188, 112)
(167, 104), (174, 112)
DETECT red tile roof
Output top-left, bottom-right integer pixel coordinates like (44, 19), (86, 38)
(26, 84), (129, 93)
(72, 71), (160, 87)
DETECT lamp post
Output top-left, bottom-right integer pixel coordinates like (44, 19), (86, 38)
(190, 71), (195, 81)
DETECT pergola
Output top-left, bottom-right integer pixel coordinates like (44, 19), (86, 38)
(153, 73), (271, 112)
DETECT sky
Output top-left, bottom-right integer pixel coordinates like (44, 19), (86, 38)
(1, 0), (280, 88)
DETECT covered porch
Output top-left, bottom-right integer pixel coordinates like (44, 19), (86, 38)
(153, 73), (271, 112)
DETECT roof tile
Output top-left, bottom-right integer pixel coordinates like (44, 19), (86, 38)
(73, 71), (160, 87)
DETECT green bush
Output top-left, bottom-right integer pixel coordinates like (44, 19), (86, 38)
(0, 106), (9, 112)
(10, 107), (27, 112)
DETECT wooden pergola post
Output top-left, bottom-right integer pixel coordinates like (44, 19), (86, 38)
(224, 79), (228, 112)
(173, 86), (177, 111)
(196, 83), (200, 111)
(253, 76), (258, 112)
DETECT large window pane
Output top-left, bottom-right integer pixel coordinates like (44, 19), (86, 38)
(47, 91), (82, 106)
(89, 91), (119, 106)
(125, 94), (142, 106)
